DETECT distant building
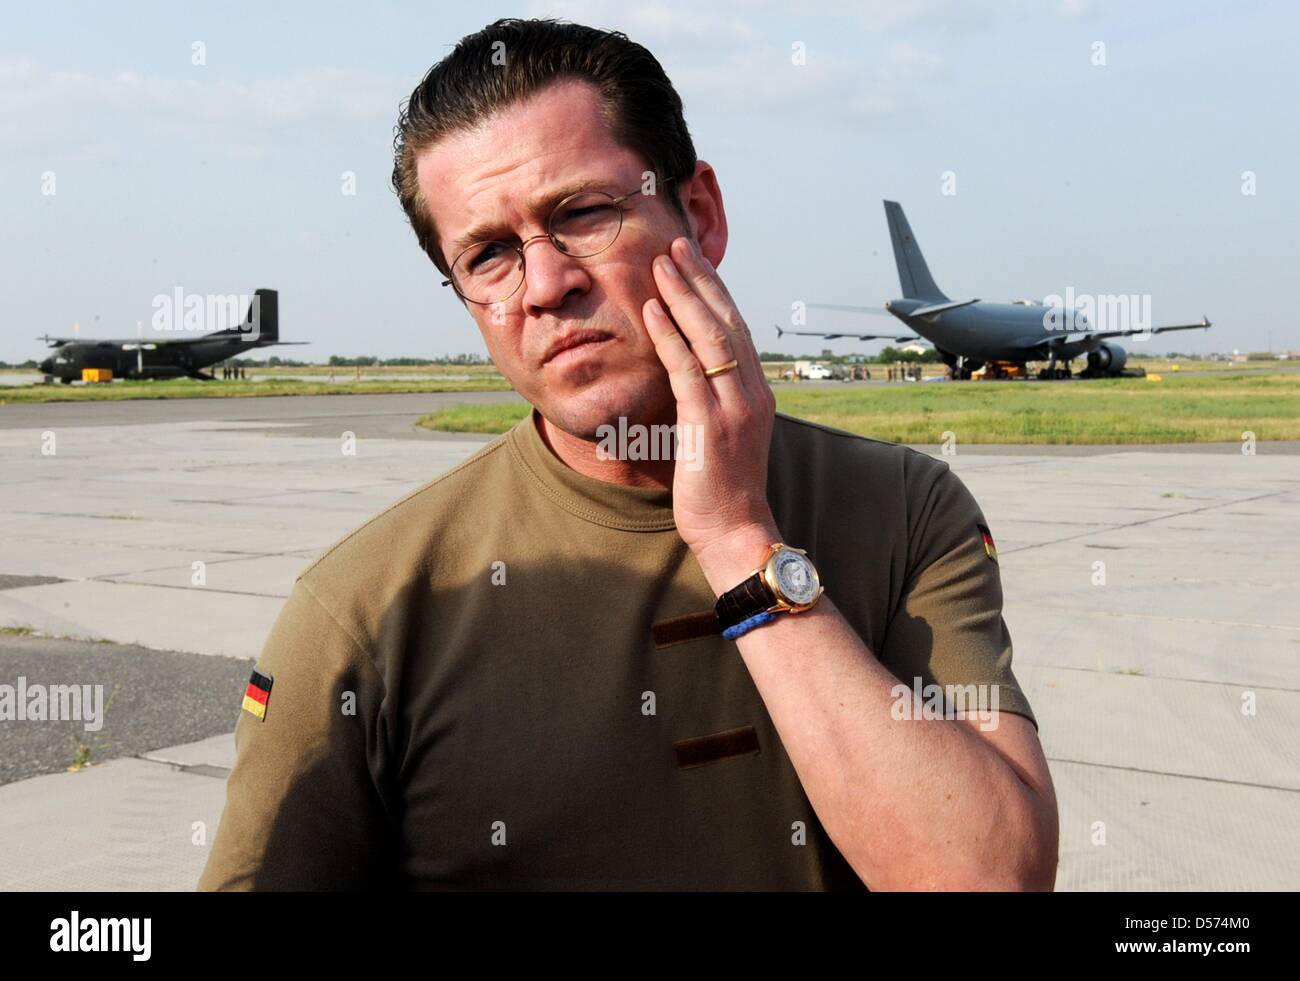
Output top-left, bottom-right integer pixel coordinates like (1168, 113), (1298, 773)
(900, 342), (930, 356)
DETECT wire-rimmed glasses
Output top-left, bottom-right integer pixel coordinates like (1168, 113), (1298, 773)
(441, 175), (677, 305)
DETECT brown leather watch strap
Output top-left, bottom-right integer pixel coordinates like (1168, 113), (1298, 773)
(715, 571), (776, 631)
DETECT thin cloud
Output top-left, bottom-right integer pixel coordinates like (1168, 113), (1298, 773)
(520, 2), (944, 126)
(0, 57), (399, 155)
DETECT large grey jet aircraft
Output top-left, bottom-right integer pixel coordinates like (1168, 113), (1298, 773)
(781, 201), (1212, 379)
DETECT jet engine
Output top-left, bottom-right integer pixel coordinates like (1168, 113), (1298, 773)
(1086, 342), (1127, 375)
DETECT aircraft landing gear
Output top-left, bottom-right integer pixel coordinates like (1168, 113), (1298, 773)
(1037, 359), (1073, 380)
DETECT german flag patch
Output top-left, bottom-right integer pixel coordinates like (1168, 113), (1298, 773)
(242, 668), (273, 721)
(977, 523), (998, 562)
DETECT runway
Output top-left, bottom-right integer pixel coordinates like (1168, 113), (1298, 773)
(0, 392), (1297, 889)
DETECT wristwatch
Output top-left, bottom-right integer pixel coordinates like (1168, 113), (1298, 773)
(714, 543), (824, 639)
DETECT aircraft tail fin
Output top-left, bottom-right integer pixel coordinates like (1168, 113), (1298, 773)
(246, 289), (277, 342)
(205, 289), (278, 342)
(884, 201), (948, 301)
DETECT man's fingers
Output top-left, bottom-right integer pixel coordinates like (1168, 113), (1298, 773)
(642, 296), (716, 410)
(652, 250), (745, 401)
(667, 238), (766, 400)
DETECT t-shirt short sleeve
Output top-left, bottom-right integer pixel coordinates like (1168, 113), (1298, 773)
(876, 458), (1037, 732)
(196, 579), (397, 890)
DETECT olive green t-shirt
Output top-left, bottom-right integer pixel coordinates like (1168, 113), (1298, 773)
(198, 408), (1035, 891)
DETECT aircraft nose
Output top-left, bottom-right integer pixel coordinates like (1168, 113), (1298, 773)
(39, 359), (53, 374)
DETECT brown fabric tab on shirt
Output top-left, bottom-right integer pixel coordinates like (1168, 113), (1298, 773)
(652, 611), (721, 649)
(674, 725), (761, 769)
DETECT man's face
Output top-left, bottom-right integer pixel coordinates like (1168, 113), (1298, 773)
(415, 79), (695, 440)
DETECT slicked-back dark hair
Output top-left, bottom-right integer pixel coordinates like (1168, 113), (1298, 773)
(391, 17), (697, 277)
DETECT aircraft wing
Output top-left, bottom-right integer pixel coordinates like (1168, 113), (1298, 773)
(187, 335), (311, 347)
(127, 336), (236, 346)
(37, 334), (248, 348)
(46, 335), (310, 348)
(807, 298), (980, 319)
(775, 325), (918, 343)
(1011, 315), (1212, 352)
(805, 303), (891, 316)
(1082, 315), (1212, 342)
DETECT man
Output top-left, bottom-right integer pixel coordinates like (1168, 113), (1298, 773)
(199, 17), (1057, 891)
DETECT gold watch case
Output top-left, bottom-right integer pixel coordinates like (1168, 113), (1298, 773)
(757, 543), (824, 614)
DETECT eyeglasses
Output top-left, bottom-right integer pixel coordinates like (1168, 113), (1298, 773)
(441, 175), (677, 306)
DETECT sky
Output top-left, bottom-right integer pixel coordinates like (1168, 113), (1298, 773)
(2, 0), (1297, 363)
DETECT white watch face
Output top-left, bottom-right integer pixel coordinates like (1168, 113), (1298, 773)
(773, 550), (819, 605)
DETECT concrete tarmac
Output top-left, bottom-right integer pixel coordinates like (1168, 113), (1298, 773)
(0, 393), (1296, 890)
(6, 388), (1296, 453)
(0, 390), (527, 440)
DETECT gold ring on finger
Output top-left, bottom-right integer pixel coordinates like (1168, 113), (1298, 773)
(703, 358), (739, 378)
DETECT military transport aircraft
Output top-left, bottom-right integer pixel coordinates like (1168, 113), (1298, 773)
(36, 289), (306, 382)
(782, 202), (1212, 379)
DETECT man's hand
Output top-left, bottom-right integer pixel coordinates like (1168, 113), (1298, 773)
(641, 236), (780, 576)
